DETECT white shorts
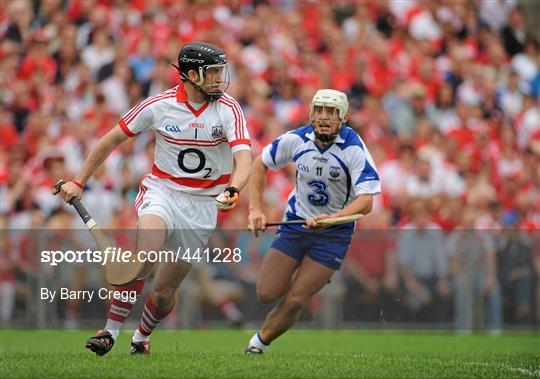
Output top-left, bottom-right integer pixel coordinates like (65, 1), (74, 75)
(135, 175), (217, 261)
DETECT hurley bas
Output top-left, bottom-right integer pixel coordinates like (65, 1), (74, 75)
(40, 288), (137, 303)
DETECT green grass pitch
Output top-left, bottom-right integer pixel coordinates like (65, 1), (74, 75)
(1, 330), (538, 378)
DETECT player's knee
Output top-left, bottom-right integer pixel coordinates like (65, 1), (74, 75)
(152, 289), (175, 309)
(283, 295), (306, 312)
(256, 288), (279, 304)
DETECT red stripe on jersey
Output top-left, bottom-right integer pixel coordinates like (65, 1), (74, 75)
(158, 132), (227, 145)
(229, 139), (251, 148)
(152, 164), (231, 189)
(119, 119), (135, 137)
(218, 97), (241, 140)
(162, 139), (227, 147)
(223, 94), (246, 139)
(123, 93), (175, 126)
(124, 89), (175, 124)
(220, 97), (242, 139)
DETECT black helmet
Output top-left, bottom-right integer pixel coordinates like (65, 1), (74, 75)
(175, 42), (230, 102)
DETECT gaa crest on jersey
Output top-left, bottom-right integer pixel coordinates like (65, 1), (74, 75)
(330, 166), (341, 178)
(165, 124), (182, 133)
(211, 125), (224, 139)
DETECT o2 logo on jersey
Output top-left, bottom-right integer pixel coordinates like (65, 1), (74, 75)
(307, 180), (330, 206)
(177, 148), (212, 178)
(212, 125), (224, 139)
(165, 124), (182, 133)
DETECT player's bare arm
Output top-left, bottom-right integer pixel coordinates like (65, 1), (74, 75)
(229, 150), (252, 191)
(216, 150), (251, 211)
(59, 125), (129, 203)
(248, 155), (268, 236)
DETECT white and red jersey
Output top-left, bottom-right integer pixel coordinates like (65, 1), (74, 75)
(118, 84), (250, 196)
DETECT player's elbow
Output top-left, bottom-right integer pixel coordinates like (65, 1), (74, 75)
(253, 155), (267, 172)
(360, 196), (374, 215)
(364, 200), (373, 214)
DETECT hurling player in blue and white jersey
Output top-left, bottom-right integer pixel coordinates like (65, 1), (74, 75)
(245, 89), (381, 353)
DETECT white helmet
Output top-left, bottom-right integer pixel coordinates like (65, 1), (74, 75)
(310, 89), (349, 121)
(310, 89), (349, 143)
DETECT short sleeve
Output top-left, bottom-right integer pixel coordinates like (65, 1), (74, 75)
(261, 133), (299, 172)
(220, 96), (251, 153)
(349, 145), (381, 196)
(118, 93), (173, 136)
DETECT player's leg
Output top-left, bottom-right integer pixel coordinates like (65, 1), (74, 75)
(256, 248), (301, 304)
(131, 192), (218, 354)
(85, 214), (165, 356)
(130, 259), (192, 354)
(245, 227), (309, 353)
(262, 257), (334, 342)
(246, 257), (334, 353)
(256, 224), (313, 304)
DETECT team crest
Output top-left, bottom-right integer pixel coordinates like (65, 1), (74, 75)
(212, 125), (224, 139)
(330, 166), (341, 178)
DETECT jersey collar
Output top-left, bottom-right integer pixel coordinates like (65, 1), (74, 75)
(175, 82), (209, 117)
(176, 82), (188, 103)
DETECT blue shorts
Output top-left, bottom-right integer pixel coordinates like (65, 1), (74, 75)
(270, 217), (354, 270)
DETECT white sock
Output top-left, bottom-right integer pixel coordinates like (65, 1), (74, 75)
(104, 320), (122, 341)
(132, 328), (149, 343)
(249, 332), (269, 351)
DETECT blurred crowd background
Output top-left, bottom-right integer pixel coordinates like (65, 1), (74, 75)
(1, 0), (539, 330)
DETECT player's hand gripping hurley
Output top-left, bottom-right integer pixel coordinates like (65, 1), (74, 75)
(266, 214), (364, 227)
(53, 180), (145, 286)
(215, 186), (240, 211)
(249, 213), (363, 237)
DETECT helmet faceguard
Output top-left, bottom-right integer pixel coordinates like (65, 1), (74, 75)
(174, 42), (230, 102)
(309, 89), (349, 143)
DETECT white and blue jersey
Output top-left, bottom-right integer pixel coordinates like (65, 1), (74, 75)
(262, 124), (381, 220)
(261, 124), (381, 270)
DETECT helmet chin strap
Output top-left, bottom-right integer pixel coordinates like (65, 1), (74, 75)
(177, 68), (223, 102)
(192, 80), (222, 102)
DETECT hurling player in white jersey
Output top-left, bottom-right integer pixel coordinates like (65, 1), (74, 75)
(245, 89), (380, 353)
(59, 42), (251, 356)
